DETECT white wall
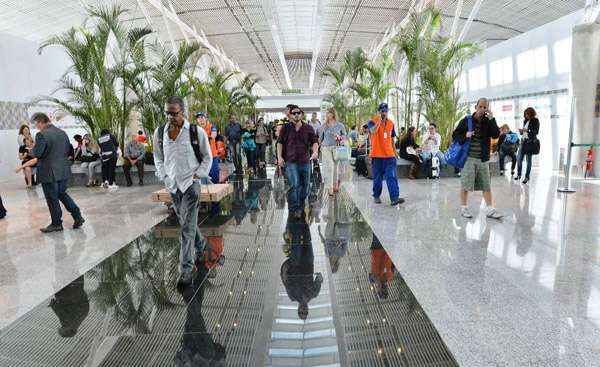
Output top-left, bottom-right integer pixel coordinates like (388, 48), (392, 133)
(459, 9), (585, 173)
(0, 32), (73, 180)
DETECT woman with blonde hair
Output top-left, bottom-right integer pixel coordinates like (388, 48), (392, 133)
(319, 107), (347, 195)
(17, 125), (35, 187)
(79, 134), (102, 187)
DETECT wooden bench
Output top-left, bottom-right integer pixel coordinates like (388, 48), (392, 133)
(151, 184), (234, 204)
(154, 214), (235, 238)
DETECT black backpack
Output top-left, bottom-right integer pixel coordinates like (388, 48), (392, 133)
(157, 123), (203, 165)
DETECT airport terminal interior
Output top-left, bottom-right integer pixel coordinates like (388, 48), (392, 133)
(0, 0), (600, 366)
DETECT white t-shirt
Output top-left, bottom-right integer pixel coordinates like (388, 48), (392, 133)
(422, 132), (441, 154)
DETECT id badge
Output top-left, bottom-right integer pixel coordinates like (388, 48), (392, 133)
(384, 132), (388, 139)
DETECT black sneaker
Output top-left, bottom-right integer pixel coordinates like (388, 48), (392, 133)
(40, 224), (63, 233)
(139, 180), (144, 186)
(514, 176), (521, 181)
(522, 178), (529, 184)
(73, 217), (85, 229)
(391, 198), (405, 206)
(373, 197), (382, 204)
(126, 182), (133, 187)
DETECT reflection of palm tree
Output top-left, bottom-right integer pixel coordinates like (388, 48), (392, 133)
(87, 230), (181, 334)
(175, 263), (226, 366)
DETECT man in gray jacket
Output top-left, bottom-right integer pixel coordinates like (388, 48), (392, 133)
(153, 96), (213, 286)
(16, 113), (84, 233)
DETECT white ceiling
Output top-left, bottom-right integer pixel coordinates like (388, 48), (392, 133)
(0, 0), (587, 95)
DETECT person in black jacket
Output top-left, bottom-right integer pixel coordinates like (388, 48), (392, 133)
(515, 107), (540, 184)
(98, 129), (119, 189)
(0, 194), (6, 219)
(452, 98), (503, 220)
(399, 126), (421, 179)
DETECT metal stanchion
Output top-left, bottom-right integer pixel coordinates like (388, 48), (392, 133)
(558, 97), (577, 193)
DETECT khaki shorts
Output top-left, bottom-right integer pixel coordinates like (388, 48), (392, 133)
(461, 157), (491, 192)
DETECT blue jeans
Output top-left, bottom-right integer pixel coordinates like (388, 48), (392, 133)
(372, 157), (399, 201)
(517, 148), (533, 179)
(285, 163), (311, 213)
(170, 182), (206, 274)
(41, 179), (82, 225)
(228, 141), (242, 173)
(209, 157), (220, 184)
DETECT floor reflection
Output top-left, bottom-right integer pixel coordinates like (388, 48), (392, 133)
(0, 175), (457, 367)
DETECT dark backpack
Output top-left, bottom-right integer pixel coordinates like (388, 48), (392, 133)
(157, 123), (203, 165)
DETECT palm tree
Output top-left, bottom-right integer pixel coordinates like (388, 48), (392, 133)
(129, 41), (202, 147)
(38, 4), (153, 149)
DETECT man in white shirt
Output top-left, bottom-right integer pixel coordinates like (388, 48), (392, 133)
(153, 96), (213, 286)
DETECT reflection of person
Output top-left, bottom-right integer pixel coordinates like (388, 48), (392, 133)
(281, 219), (323, 320)
(49, 276), (90, 337)
(369, 235), (393, 299)
(175, 263), (226, 366)
(15, 113), (85, 233)
(319, 196), (351, 273)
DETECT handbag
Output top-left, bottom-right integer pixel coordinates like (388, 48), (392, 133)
(333, 145), (350, 161)
(522, 138), (540, 155)
(445, 116), (473, 169)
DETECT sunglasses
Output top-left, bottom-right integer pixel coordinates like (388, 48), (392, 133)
(165, 110), (181, 117)
(291, 111), (302, 116)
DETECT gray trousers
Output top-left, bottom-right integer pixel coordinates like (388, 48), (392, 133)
(170, 182), (206, 274)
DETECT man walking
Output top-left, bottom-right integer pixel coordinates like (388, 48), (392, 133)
(15, 113), (84, 232)
(123, 133), (146, 186)
(277, 105), (319, 219)
(153, 96), (213, 286)
(368, 103), (404, 206)
(452, 97), (503, 219)
(309, 112), (321, 134)
(224, 115), (243, 174)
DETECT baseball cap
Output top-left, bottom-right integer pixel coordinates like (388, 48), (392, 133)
(378, 103), (389, 112)
(195, 112), (206, 118)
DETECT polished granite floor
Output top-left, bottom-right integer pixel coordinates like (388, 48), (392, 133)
(0, 178), (169, 329)
(0, 176), (457, 367)
(1, 167), (599, 367)
(344, 171), (600, 366)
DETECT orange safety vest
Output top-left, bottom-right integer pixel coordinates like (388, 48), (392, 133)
(202, 121), (218, 157)
(369, 116), (396, 158)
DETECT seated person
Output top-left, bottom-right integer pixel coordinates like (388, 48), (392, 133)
(18, 136), (35, 187)
(352, 124), (370, 158)
(419, 123), (445, 178)
(79, 134), (102, 187)
(123, 133), (146, 186)
(398, 126), (421, 179)
(497, 124), (519, 176)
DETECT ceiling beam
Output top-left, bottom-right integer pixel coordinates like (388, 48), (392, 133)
(457, 0), (485, 42)
(449, 0), (464, 39)
(309, 0), (326, 90)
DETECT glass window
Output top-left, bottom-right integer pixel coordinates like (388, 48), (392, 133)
(468, 65), (487, 91)
(534, 46), (549, 78)
(490, 57), (513, 86)
(518, 47), (549, 81)
(554, 38), (572, 74)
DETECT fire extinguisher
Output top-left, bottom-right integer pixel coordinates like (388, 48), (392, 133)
(585, 148), (594, 179)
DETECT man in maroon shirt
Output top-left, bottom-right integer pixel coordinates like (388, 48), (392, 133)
(277, 105), (319, 219)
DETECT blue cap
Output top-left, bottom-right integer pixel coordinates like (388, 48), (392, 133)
(211, 126), (217, 132)
(378, 103), (389, 112)
(195, 111), (206, 118)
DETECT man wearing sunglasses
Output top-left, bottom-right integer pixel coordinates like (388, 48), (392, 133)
(153, 96), (213, 287)
(277, 105), (319, 219)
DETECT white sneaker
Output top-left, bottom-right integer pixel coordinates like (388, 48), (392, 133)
(460, 207), (473, 219)
(108, 184), (119, 190)
(486, 207), (504, 220)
